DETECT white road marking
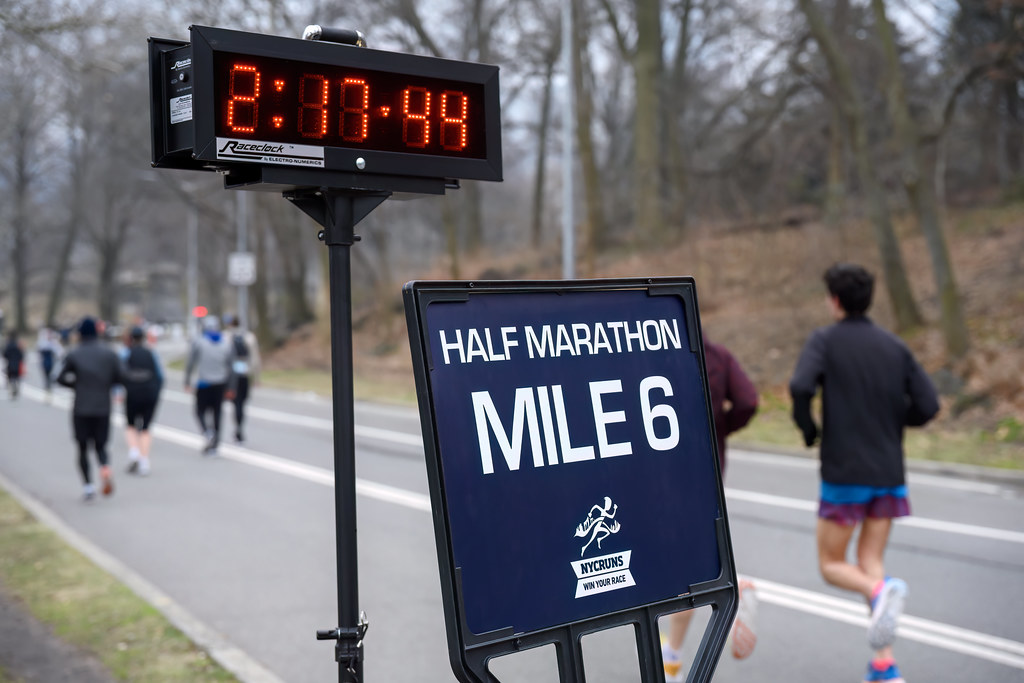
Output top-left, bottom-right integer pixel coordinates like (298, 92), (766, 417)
(13, 384), (1024, 671)
(731, 449), (1008, 495)
(20, 384), (1024, 545)
(159, 389), (423, 447)
(724, 487), (1024, 544)
(148, 422), (1024, 670)
(754, 577), (1024, 670)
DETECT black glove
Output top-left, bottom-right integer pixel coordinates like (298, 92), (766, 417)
(802, 423), (819, 448)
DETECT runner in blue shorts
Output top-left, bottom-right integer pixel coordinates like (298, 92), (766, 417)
(790, 264), (939, 683)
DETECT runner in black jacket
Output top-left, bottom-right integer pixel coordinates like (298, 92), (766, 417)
(789, 263), (939, 683)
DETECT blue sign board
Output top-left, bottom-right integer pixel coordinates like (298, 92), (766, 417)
(405, 279), (736, 683)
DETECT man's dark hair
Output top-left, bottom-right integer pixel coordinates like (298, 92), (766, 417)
(79, 316), (98, 339)
(824, 263), (874, 314)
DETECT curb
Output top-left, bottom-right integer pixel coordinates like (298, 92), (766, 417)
(0, 470), (285, 683)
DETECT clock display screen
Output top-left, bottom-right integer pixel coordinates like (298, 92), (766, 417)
(213, 51), (488, 159)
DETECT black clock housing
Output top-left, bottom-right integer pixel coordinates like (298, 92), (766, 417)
(149, 25), (503, 188)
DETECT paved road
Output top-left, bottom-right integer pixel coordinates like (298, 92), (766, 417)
(1, 353), (1023, 682)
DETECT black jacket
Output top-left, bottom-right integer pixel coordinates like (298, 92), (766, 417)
(56, 339), (123, 416)
(2, 341), (23, 377)
(789, 315), (939, 487)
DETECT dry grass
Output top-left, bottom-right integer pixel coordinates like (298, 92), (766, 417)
(264, 202), (1024, 466)
(0, 489), (236, 682)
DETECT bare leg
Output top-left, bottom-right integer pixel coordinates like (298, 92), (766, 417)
(124, 426), (140, 454)
(816, 518), (875, 598)
(858, 517), (896, 661)
(666, 609), (695, 651)
(856, 517), (892, 591)
(139, 430), (152, 458)
(819, 518), (898, 662)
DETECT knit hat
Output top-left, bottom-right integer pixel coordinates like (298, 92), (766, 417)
(79, 317), (98, 339)
(202, 315), (220, 332)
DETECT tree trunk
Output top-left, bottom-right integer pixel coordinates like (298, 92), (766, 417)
(799, 0), (922, 330)
(95, 213), (130, 324)
(872, 0), (968, 357)
(11, 196), (29, 334)
(442, 199), (461, 279)
(269, 206), (314, 330)
(531, 58), (556, 250)
(663, 0), (693, 229)
(251, 214), (274, 349)
(46, 141), (85, 327)
(823, 102), (845, 230)
(45, 212), (80, 327)
(463, 182), (483, 254)
(10, 104), (32, 334)
(633, 0), (664, 244)
(97, 243), (118, 323)
(574, 0), (607, 272)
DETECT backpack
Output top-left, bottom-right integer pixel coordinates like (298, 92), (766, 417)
(233, 333), (250, 359)
(125, 347), (159, 393)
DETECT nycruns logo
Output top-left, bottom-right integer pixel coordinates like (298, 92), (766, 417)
(574, 496), (620, 557)
(219, 141), (286, 155)
(570, 497), (634, 598)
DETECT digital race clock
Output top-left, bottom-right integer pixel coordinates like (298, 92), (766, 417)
(149, 25), (503, 186)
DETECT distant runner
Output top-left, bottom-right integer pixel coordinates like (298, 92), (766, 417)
(56, 317), (124, 500)
(121, 326), (164, 476)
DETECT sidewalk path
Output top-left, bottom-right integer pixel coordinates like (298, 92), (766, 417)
(0, 580), (117, 683)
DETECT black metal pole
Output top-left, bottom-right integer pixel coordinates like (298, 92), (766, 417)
(324, 192), (361, 683)
(293, 188), (388, 681)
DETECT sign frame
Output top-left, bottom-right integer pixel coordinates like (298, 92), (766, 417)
(404, 278), (739, 683)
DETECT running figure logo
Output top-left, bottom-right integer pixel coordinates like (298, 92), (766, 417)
(575, 497), (621, 557)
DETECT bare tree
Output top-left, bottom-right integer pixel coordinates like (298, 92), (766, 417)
(0, 54), (48, 333)
(573, 0), (610, 272)
(872, 0), (969, 357)
(798, 0), (923, 331)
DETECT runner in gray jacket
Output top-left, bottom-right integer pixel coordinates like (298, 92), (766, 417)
(56, 317), (124, 500)
(184, 316), (234, 455)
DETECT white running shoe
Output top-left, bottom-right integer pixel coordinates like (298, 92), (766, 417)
(661, 641), (684, 682)
(868, 578), (907, 650)
(729, 578), (758, 659)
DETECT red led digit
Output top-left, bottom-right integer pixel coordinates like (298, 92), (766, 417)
(440, 91), (469, 151)
(340, 78), (369, 142)
(298, 74), (328, 138)
(227, 64), (260, 133)
(402, 87), (431, 148)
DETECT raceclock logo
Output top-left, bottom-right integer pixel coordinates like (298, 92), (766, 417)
(215, 138), (325, 168)
(570, 497), (635, 598)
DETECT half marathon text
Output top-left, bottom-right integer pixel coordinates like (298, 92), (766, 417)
(436, 318), (689, 476)
(438, 318), (681, 364)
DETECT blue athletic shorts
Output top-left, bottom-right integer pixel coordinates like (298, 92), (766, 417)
(819, 482), (911, 526)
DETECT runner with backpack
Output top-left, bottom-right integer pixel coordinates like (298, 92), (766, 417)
(225, 315), (260, 444)
(121, 326), (164, 475)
